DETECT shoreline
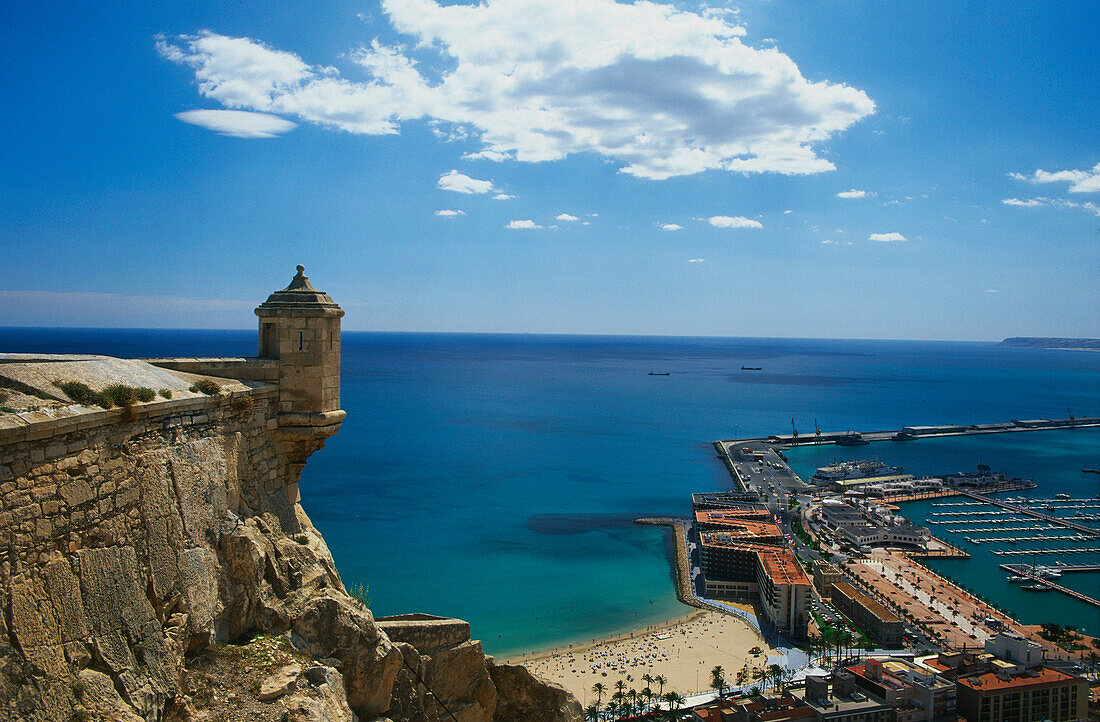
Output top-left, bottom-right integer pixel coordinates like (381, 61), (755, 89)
(498, 607), (711, 665)
(510, 606), (777, 706)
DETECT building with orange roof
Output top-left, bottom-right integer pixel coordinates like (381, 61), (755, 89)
(690, 696), (816, 722)
(829, 581), (903, 647)
(695, 511), (784, 541)
(699, 532), (811, 638)
(954, 665), (1087, 721)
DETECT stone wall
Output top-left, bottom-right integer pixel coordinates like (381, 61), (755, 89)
(0, 370), (580, 722)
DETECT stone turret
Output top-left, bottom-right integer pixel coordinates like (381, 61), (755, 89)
(256, 265), (346, 500)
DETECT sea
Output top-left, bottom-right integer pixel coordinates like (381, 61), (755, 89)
(3, 329), (1098, 654)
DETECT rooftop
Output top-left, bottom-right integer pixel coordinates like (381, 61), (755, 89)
(957, 666), (1080, 692)
(837, 474), (915, 487)
(255, 265), (344, 317)
(695, 512), (782, 538)
(695, 508), (773, 523)
(755, 545), (811, 586)
(699, 535), (810, 586)
(832, 582), (900, 623)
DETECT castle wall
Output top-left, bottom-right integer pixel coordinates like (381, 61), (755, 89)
(0, 377), (579, 722)
(0, 386), (312, 720)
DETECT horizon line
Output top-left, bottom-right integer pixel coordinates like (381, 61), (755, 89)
(3, 325), (1089, 345)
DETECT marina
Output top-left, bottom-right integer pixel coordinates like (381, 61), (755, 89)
(997, 564), (1100, 608)
(782, 427), (1100, 638)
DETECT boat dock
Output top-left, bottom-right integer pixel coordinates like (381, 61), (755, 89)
(997, 563), (1100, 609)
(955, 490), (1100, 537)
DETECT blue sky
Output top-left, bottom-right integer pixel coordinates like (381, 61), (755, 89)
(2, 0), (1097, 340)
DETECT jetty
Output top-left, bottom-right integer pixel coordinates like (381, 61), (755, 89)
(998, 563), (1100, 609)
(955, 490), (1100, 537)
(721, 415), (1100, 449)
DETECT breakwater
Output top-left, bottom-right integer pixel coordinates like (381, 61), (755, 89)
(721, 416), (1100, 450)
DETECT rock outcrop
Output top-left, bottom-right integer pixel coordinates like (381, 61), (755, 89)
(0, 355), (580, 722)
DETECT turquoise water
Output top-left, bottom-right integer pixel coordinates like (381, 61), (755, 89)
(2, 329), (1098, 654)
(784, 430), (1100, 636)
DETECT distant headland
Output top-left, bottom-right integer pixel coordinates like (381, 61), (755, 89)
(999, 337), (1100, 351)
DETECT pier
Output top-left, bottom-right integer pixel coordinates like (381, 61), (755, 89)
(997, 563), (1100, 609)
(955, 490), (1100, 537)
(721, 415), (1100, 449)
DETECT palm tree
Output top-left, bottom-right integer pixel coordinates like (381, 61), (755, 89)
(710, 665), (727, 698)
(592, 682), (606, 708)
(610, 691), (624, 719)
(655, 674), (667, 697)
(805, 634), (821, 665)
(752, 666), (766, 693)
(585, 703), (601, 722)
(640, 686), (653, 713)
(614, 680), (626, 702)
(838, 629), (853, 663)
(663, 691), (685, 720)
(627, 688), (638, 716)
(768, 663), (785, 694)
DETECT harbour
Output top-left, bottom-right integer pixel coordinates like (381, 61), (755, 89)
(781, 429), (1100, 638)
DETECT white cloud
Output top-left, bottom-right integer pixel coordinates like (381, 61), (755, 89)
(688, 258), (705, 262)
(174, 109), (297, 137)
(1002, 196), (1100, 216)
(493, 192), (515, 200)
(783, 209), (793, 214)
(707, 215), (763, 229)
(556, 213), (579, 221)
(159, 3), (874, 180)
(658, 223), (683, 231)
(836, 189), (867, 199)
(506, 219), (542, 229)
(868, 232), (906, 242)
(986, 289), (998, 293)
(1011, 162), (1100, 193)
(434, 209), (466, 217)
(438, 170), (498, 194)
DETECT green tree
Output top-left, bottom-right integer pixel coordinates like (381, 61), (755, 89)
(654, 674), (667, 697)
(710, 665), (727, 698)
(769, 663), (786, 694)
(663, 691), (685, 720)
(592, 682), (606, 708)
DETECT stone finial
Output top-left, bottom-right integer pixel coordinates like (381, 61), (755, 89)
(284, 264), (318, 292)
(256, 265), (343, 317)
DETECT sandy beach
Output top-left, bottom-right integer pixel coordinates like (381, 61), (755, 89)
(506, 609), (777, 707)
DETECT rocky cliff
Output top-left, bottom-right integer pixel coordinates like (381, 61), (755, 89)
(0, 355), (580, 722)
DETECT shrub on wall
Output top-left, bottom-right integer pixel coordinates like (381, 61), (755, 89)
(189, 379), (221, 395)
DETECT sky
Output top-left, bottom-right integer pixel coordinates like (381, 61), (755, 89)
(2, 0), (1097, 340)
